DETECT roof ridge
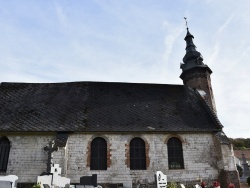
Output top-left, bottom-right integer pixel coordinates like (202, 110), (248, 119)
(0, 81), (185, 87)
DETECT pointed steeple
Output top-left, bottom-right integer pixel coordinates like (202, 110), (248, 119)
(184, 28), (197, 52)
(180, 20), (216, 113)
(181, 28), (208, 72)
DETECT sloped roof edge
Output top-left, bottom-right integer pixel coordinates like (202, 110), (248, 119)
(194, 88), (223, 129)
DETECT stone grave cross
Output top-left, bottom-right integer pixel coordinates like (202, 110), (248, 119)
(44, 140), (58, 173)
(51, 164), (61, 186)
(241, 153), (250, 179)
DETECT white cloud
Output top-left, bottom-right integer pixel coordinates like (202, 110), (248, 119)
(217, 12), (236, 35)
(54, 3), (69, 27)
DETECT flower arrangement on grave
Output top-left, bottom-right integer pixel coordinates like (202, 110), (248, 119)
(32, 182), (41, 188)
(167, 182), (177, 188)
(228, 183), (235, 188)
(213, 181), (220, 188)
(200, 181), (206, 188)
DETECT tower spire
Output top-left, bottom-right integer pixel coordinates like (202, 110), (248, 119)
(180, 20), (216, 113)
(182, 18), (203, 64)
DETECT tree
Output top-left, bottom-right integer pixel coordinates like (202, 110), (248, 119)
(230, 138), (250, 149)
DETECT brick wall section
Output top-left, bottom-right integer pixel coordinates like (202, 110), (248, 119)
(182, 69), (217, 113)
(145, 140), (150, 169)
(86, 139), (91, 168)
(107, 142), (111, 168)
(125, 143), (129, 167)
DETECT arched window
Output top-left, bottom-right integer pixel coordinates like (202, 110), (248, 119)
(90, 137), (107, 170)
(167, 137), (184, 169)
(130, 137), (146, 170)
(0, 137), (11, 172)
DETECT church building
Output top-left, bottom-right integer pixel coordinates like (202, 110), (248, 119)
(0, 28), (240, 188)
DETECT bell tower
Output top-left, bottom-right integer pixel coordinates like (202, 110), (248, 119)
(180, 23), (216, 112)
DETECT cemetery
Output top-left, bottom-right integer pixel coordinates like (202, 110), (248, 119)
(0, 168), (241, 188)
(0, 133), (248, 188)
(0, 134), (248, 188)
(0, 145), (247, 188)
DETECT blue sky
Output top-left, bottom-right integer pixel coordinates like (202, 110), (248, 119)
(0, 0), (249, 138)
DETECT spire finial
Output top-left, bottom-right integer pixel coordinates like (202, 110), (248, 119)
(184, 17), (188, 30)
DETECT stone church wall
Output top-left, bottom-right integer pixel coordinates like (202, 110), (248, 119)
(5, 134), (55, 182)
(65, 133), (219, 188)
(3, 132), (221, 188)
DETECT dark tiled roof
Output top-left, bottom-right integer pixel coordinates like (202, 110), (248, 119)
(0, 81), (222, 132)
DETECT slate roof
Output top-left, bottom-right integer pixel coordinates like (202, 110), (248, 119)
(0, 81), (223, 132)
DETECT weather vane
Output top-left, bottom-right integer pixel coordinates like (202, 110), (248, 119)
(184, 17), (188, 30)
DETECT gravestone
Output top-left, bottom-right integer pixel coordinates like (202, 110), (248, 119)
(80, 174), (97, 187)
(51, 164), (70, 187)
(76, 186), (95, 188)
(44, 140), (58, 173)
(43, 184), (50, 188)
(0, 181), (12, 188)
(0, 175), (18, 188)
(155, 171), (167, 188)
(194, 184), (201, 188)
(75, 186), (85, 188)
(241, 153), (250, 179)
(37, 175), (52, 188)
(37, 163), (70, 188)
(180, 184), (185, 188)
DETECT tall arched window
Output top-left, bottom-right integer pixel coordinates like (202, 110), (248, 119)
(167, 137), (184, 169)
(130, 137), (146, 170)
(90, 137), (107, 170)
(0, 137), (11, 172)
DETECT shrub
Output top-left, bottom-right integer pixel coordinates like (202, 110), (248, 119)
(167, 182), (177, 188)
(32, 182), (41, 188)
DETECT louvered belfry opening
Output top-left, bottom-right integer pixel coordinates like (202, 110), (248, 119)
(90, 137), (107, 170)
(130, 137), (146, 170)
(0, 136), (11, 172)
(167, 137), (184, 169)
